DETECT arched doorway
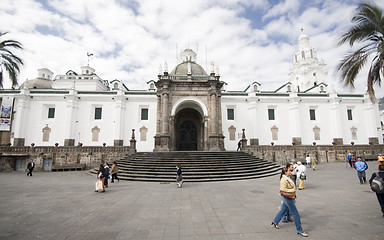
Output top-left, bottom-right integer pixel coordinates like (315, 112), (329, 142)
(179, 121), (197, 150)
(175, 108), (202, 151)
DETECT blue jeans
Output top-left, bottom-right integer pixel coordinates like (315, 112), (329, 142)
(307, 162), (311, 168)
(357, 171), (366, 184)
(281, 203), (292, 222)
(272, 196), (304, 234)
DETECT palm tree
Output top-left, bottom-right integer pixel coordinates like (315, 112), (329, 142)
(0, 32), (23, 89)
(337, 2), (384, 102)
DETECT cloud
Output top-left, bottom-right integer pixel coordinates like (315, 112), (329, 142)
(1, 0), (384, 98)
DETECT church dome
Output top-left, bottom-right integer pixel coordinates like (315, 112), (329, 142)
(170, 62), (208, 76)
(170, 49), (208, 76)
(19, 68), (54, 89)
(19, 78), (53, 89)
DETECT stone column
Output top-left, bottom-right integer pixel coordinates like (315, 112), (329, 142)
(154, 79), (170, 151)
(289, 94), (301, 145)
(156, 94), (161, 134)
(113, 93), (125, 146)
(210, 91), (217, 134)
(13, 92), (29, 146)
(162, 91), (169, 134)
(248, 98), (259, 145)
(64, 90), (78, 146)
(203, 117), (209, 151)
(329, 93), (343, 145)
(364, 95), (379, 144)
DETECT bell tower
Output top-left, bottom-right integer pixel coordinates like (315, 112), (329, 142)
(289, 30), (328, 92)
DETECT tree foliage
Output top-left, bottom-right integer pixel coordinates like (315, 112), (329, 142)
(338, 2), (384, 102)
(0, 32), (23, 89)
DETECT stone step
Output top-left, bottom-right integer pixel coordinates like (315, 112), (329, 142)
(91, 151), (281, 182)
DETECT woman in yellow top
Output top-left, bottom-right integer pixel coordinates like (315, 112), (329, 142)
(271, 167), (308, 237)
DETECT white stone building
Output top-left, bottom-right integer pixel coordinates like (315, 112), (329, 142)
(0, 32), (382, 151)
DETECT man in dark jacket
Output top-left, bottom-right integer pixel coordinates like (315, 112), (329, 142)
(27, 159), (35, 176)
(369, 165), (384, 217)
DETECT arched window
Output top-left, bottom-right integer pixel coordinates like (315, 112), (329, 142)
(114, 83), (118, 89)
(320, 86), (324, 92)
(310, 50), (313, 58)
(294, 55), (297, 62)
(301, 51), (305, 59)
(253, 85), (258, 92)
(86, 70), (89, 74)
(287, 85), (291, 92)
(150, 83), (155, 89)
(42, 73), (45, 78)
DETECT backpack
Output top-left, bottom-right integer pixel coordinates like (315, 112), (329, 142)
(370, 173), (384, 194)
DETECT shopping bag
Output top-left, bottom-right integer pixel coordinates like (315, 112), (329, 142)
(95, 180), (103, 191)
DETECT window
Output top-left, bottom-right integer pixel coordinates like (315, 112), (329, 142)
(268, 109), (275, 120)
(309, 109), (316, 120)
(94, 108), (102, 120)
(227, 109), (234, 120)
(48, 108), (55, 119)
(141, 108), (148, 120)
(347, 109), (353, 120)
(114, 83), (118, 89)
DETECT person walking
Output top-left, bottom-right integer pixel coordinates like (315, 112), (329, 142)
(351, 153), (356, 168)
(354, 157), (368, 184)
(305, 154), (311, 168)
(271, 167), (308, 237)
(176, 165), (183, 188)
(347, 153), (352, 168)
(296, 161), (306, 190)
(369, 165), (384, 217)
(237, 140), (241, 151)
(96, 164), (105, 192)
(378, 154), (384, 166)
(290, 160), (298, 186)
(282, 163), (293, 223)
(110, 161), (119, 183)
(311, 155), (317, 171)
(104, 162), (110, 188)
(27, 159), (35, 176)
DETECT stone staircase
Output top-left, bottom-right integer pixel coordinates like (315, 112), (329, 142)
(92, 151), (281, 182)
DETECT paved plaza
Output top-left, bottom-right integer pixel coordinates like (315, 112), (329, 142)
(0, 161), (383, 240)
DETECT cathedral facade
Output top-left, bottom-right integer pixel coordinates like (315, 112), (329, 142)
(0, 33), (382, 151)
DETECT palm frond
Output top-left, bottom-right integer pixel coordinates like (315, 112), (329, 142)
(0, 31), (23, 88)
(337, 44), (373, 87)
(338, 2), (384, 102)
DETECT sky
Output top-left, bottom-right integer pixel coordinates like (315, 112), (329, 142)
(1, 0), (384, 97)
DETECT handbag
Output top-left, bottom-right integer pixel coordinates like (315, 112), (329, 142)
(299, 173), (306, 180)
(280, 190), (296, 199)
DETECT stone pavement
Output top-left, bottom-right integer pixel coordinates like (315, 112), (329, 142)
(0, 161), (383, 240)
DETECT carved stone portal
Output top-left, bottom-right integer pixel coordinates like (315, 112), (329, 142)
(140, 126), (148, 141)
(91, 126), (100, 142)
(228, 125), (236, 141)
(42, 124), (51, 142)
(271, 125), (278, 141)
(313, 126), (320, 140)
(351, 126), (357, 140)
